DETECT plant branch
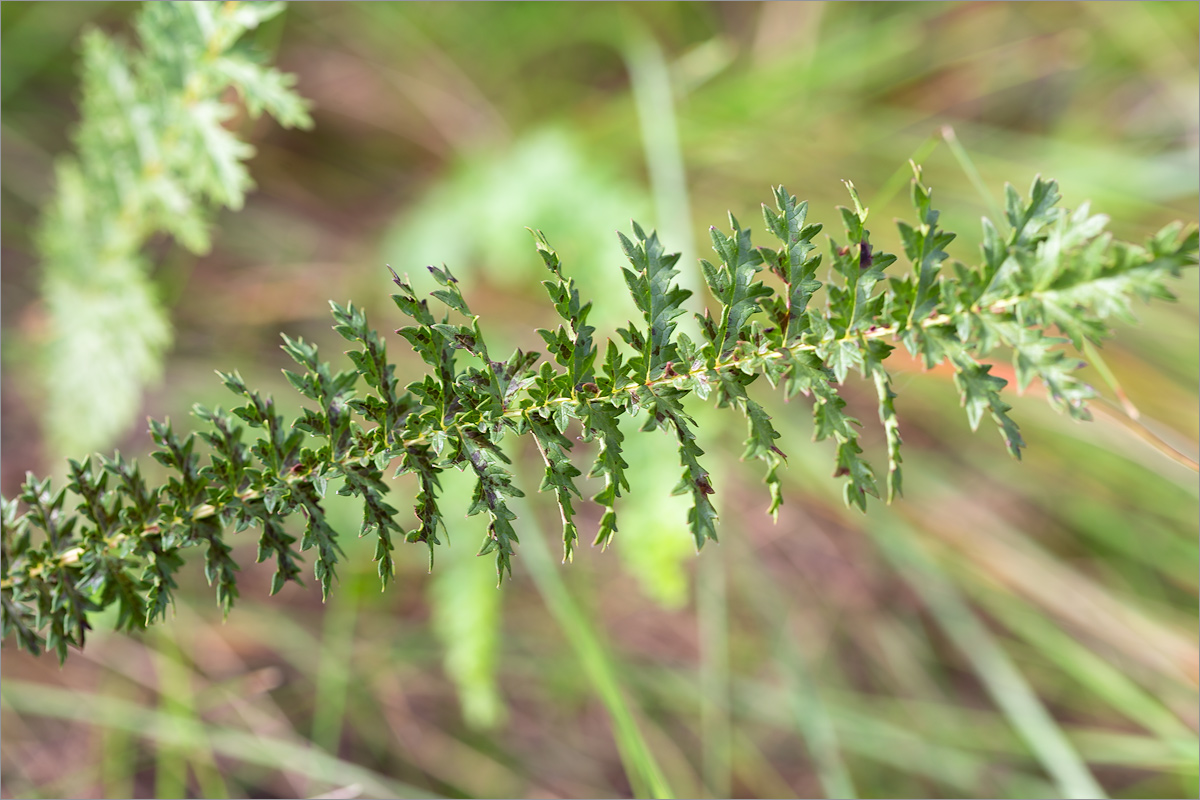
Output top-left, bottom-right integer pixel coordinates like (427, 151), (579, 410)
(3, 168), (1195, 662)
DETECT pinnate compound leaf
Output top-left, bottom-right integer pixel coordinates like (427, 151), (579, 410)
(582, 401), (630, 550)
(760, 187), (823, 342)
(527, 415), (583, 561)
(620, 224), (692, 381)
(700, 216), (772, 358)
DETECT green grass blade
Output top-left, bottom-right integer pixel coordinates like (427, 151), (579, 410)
(732, 540), (858, 799)
(1082, 338), (1142, 419)
(311, 580), (360, 753)
(153, 630), (230, 799)
(621, 13), (703, 326)
(1, 680), (434, 799)
(698, 550), (732, 797)
(941, 125), (1005, 223)
(515, 494), (676, 800)
(872, 130), (943, 211)
(967, 579), (1198, 743)
(866, 512), (1107, 799)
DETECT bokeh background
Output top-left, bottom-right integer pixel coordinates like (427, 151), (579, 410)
(2, 2), (1197, 798)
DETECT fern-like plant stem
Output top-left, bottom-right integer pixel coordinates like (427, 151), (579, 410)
(3, 167), (1195, 662)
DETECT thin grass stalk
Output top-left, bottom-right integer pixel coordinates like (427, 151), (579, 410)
(513, 490), (676, 800)
(1, 680), (432, 799)
(866, 513), (1107, 799)
(731, 537), (857, 799)
(311, 582), (360, 753)
(967, 580), (1198, 745)
(698, 551), (732, 798)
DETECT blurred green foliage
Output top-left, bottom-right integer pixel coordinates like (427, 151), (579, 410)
(30, 1), (311, 458)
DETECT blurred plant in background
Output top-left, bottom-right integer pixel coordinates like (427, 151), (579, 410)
(2, 2), (1196, 799)
(31, 1), (311, 458)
